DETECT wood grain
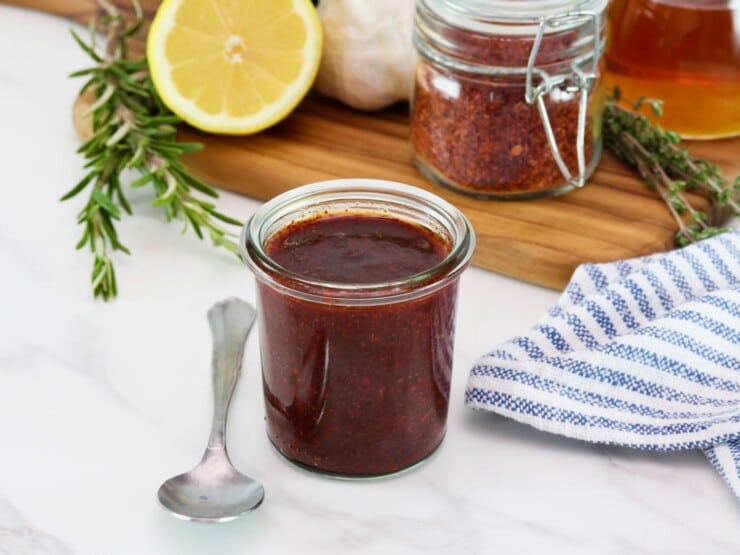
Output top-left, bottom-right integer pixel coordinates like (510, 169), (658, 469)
(15, 0), (740, 289)
(174, 97), (737, 289)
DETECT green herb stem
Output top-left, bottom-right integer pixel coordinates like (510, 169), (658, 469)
(604, 89), (739, 247)
(64, 0), (240, 300)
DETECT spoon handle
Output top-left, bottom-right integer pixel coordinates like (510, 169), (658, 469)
(206, 297), (257, 448)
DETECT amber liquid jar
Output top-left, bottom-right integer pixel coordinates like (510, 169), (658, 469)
(605, 0), (740, 139)
(242, 179), (475, 477)
(411, 0), (608, 199)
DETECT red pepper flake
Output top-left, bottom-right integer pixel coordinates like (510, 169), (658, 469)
(411, 26), (603, 197)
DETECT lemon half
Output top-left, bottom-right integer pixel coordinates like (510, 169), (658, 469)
(147, 0), (322, 134)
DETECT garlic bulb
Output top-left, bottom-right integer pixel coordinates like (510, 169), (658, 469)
(315, 0), (416, 111)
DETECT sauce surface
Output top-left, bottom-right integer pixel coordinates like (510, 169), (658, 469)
(257, 213), (459, 476)
(265, 214), (448, 283)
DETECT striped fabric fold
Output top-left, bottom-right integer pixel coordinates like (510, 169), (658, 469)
(466, 231), (740, 498)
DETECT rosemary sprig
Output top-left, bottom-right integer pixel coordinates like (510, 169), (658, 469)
(604, 88), (739, 246)
(64, 0), (241, 300)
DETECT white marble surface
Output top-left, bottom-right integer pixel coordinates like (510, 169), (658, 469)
(1, 5), (738, 554)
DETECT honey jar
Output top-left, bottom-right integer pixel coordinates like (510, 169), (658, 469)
(605, 0), (740, 139)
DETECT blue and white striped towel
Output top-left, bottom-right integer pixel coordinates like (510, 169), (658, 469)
(466, 230), (740, 498)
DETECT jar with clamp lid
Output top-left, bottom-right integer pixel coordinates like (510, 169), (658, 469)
(411, 0), (608, 199)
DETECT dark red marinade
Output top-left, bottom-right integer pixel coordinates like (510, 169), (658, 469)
(411, 25), (602, 197)
(257, 214), (457, 476)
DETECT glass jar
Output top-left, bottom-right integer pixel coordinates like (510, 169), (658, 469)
(411, 0), (608, 199)
(605, 0), (740, 139)
(242, 179), (475, 477)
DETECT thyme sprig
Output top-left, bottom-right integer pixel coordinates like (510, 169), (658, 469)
(604, 88), (739, 246)
(64, 0), (240, 300)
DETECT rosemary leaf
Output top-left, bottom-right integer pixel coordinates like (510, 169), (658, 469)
(65, 0), (241, 300)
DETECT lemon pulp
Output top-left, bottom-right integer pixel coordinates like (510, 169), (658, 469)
(147, 0), (323, 134)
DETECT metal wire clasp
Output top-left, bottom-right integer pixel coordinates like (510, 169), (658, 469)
(524, 11), (603, 189)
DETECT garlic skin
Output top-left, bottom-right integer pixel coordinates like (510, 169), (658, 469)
(315, 0), (416, 111)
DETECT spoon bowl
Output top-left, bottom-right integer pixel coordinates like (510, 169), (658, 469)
(158, 448), (264, 522)
(157, 298), (264, 522)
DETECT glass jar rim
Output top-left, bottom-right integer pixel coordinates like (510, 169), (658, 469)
(241, 179), (476, 306)
(419, 0), (607, 34)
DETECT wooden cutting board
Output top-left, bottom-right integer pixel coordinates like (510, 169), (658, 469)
(173, 98), (737, 289)
(11, 0), (740, 290)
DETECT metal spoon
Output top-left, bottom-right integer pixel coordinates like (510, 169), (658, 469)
(157, 297), (264, 522)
